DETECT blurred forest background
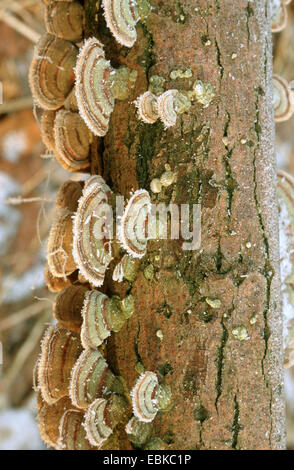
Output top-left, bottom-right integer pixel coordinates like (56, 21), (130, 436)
(0, 0), (293, 450)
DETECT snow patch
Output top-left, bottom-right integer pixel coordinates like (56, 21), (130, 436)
(2, 130), (27, 163)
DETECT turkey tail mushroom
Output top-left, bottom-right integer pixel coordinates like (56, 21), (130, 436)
(38, 326), (82, 404)
(273, 74), (294, 122)
(29, 33), (78, 110)
(44, 1), (85, 42)
(72, 176), (113, 287)
(75, 38), (137, 136)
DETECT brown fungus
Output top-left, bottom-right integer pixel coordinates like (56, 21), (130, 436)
(54, 109), (92, 172)
(53, 285), (89, 332)
(81, 290), (134, 349)
(75, 38), (137, 136)
(58, 409), (94, 450)
(84, 395), (128, 448)
(130, 371), (171, 423)
(118, 189), (151, 259)
(29, 33), (78, 110)
(72, 176), (113, 287)
(44, 263), (72, 293)
(271, 0), (288, 32)
(40, 110), (56, 153)
(37, 396), (74, 449)
(44, 1), (85, 42)
(135, 91), (159, 124)
(273, 74), (294, 122)
(55, 180), (83, 212)
(38, 325), (83, 404)
(156, 90), (191, 128)
(47, 208), (77, 278)
(69, 349), (124, 409)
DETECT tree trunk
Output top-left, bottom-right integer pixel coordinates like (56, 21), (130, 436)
(86, 0), (285, 449)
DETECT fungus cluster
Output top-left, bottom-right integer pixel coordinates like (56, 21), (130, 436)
(135, 89), (192, 128)
(32, 0), (171, 450)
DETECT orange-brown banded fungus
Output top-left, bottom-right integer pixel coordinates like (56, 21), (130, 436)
(54, 109), (92, 172)
(118, 189), (151, 259)
(44, 1), (85, 42)
(38, 325), (82, 404)
(69, 349), (124, 409)
(47, 208), (77, 278)
(58, 409), (94, 450)
(84, 395), (127, 447)
(273, 74), (294, 122)
(81, 290), (134, 348)
(29, 33), (78, 110)
(53, 285), (89, 332)
(130, 371), (171, 423)
(72, 176), (113, 287)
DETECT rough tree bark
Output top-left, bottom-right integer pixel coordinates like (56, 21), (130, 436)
(86, 0), (285, 449)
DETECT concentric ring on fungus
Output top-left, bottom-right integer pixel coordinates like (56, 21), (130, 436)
(130, 371), (172, 423)
(84, 395), (127, 448)
(130, 371), (159, 423)
(81, 290), (134, 349)
(156, 89), (178, 128)
(47, 208), (77, 278)
(72, 176), (113, 287)
(118, 189), (151, 259)
(102, 0), (139, 48)
(37, 396), (74, 449)
(38, 325), (82, 404)
(69, 349), (121, 409)
(273, 74), (294, 122)
(44, 1), (85, 42)
(58, 409), (93, 450)
(54, 109), (92, 172)
(75, 37), (115, 136)
(271, 1), (288, 32)
(135, 91), (159, 124)
(53, 285), (89, 332)
(29, 33), (78, 110)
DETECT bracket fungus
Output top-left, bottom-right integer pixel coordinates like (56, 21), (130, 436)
(72, 176), (113, 287)
(135, 91), (159, 124)
(130, 371), (171, 423)
(44, 1), (85, 42)
(271, 0), (288, 32)
(81, 290), (134, 348)
(47, 208), (77, 278)
(58, 409), (93, 450)
(44, 263), (72, 293)
(38, 325), (82, 404)
(112, 253), (139, 283)
(54, 109), (92, 172)
(69, 349), (124, 409)
(125, 416), (153, 447)
(102, 0), (139, 48)
(56, 180), (83, 212)
(156, 90), (191, 128)
(273, 74), (294, 122)
(84, 395), (127, 447)
(118, 189), (151, 258)
(37, 396), (74, 449)
(53, 285), (89, 332)
(40, 110), (56, 153)
(29, 33), (78, 110)
(75, 37), (137, 136)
